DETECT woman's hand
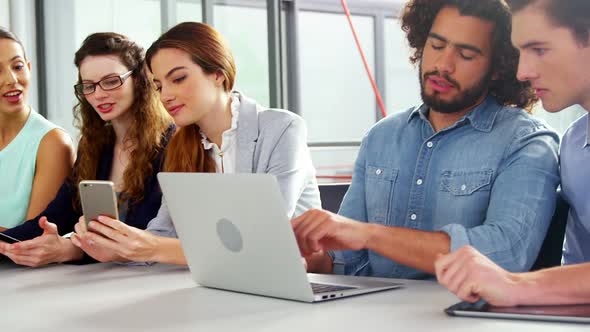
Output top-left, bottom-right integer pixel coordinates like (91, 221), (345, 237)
(0, 217), (82, 267)
(75, 216), (160, 263)
(72, 216), (123, 262)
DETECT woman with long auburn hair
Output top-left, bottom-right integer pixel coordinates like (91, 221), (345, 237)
(0, 32), (174, 267)
(74, 22), (321, 265)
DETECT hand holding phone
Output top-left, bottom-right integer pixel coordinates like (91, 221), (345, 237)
(79, 180), (119, 225)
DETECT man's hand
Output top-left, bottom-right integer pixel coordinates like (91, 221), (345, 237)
(435, 245), (521, 307)
(291, 209), (371, 256)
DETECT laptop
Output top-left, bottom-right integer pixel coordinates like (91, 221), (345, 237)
(446, 301), (590, 324)
(158, 173), (403, 303)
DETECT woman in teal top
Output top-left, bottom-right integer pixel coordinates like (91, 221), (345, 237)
(0, 28), (74, 230)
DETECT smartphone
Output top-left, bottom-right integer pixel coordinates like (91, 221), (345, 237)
(79, 180), (119, 225)
(0, 233), (20, 244)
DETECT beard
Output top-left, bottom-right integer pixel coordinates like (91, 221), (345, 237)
(419, 65), (492, 114)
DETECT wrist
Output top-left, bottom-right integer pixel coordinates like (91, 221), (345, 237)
(148, 234), (164, 263)
(307, 251), (334, 274)
(508, 272), (535, 306)
(363, 223), (380, 251)
(58, 238), (83, 263)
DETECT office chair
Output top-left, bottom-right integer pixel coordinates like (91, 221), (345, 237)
(318, 183), (350, 214)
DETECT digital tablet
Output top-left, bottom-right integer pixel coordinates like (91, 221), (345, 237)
(446, 301), (590, 324)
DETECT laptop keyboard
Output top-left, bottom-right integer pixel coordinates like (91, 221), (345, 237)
(310, 282), (357, 294)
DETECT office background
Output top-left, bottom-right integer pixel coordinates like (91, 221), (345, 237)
(1, 0), (585, 180)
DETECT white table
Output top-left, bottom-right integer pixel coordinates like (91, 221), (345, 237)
(0, 262), (585, 331)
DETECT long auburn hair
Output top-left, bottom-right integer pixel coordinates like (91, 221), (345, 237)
(146, 22), (236, 173)
(72, 32), (172, 207)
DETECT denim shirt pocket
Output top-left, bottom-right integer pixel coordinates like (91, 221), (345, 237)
(365, 165), (399, 223)
(440, 169), (493, 195)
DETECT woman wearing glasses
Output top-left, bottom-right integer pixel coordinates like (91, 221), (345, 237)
(0, 32), (174, 267)
(0, 27), (74, 232)
(72, 22), (321, 265)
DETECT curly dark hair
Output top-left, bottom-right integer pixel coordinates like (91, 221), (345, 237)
(507, 0), (590, 46)
(401, 0), (538, 110)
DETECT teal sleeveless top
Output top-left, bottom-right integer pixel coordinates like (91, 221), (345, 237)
(0, 110), (61, 228)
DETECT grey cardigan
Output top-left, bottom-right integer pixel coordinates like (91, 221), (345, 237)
(146, 92), (321, 238)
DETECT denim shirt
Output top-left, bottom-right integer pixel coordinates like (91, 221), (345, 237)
(333, 96), (560, 279)
(561, 113), (590, 265)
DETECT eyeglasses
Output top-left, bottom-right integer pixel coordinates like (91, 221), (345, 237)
(74, 70), (134, 96)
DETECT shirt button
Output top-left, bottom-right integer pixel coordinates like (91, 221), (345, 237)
(410, 214), (417, 221)
(426, 141), (434, 148)
(461, 184), (467, 191)
(416, 179), (423, 185)
(376, 169), (382, 175)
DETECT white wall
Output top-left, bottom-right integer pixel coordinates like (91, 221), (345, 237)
(0, 0), (9, 28)
(299, 11), (377, 143)
(43, 0), (78, 137)
(7, 0), (39, 112)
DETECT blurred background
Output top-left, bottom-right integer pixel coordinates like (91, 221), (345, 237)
(1, 0), (584, 182)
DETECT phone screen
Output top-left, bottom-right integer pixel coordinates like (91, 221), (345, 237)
(0, 233), (20, 244)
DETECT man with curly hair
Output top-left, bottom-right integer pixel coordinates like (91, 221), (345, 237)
(437, 0), (590, 305)
(292, 0), (560, 280)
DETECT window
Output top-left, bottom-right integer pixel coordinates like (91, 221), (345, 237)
(385, 17), (420, 114)
(36, 0), (586, 154)
(73, 0), (161, 50)
(299, 11), (376, 144)
(533, 104), (586, 136)
(0, 0), (9, 28)
(176, 0), (202, 24)
(214, 3), (270, 107)
(43, 0), (162, 138)
(178, 2), (270, 107)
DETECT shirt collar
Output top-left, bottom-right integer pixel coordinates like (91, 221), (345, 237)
(408, 95), (501, 132)
(201, 92), (240, 151)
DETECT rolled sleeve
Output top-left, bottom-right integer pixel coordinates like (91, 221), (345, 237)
(440, 125), (559, 272)
(439, 223), (471, 252)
